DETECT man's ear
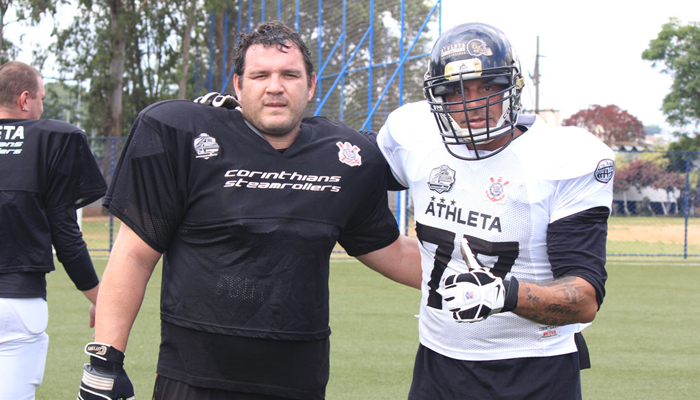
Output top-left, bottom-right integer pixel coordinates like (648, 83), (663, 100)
(307, 73), (317, 101)
(233, 74), (242, 98)
(18, 90), (30, 110)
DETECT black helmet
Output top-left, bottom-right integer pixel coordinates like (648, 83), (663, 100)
(423, 22), (524, 160)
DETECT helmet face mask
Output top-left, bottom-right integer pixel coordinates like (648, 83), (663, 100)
(423, 23), (524, 161)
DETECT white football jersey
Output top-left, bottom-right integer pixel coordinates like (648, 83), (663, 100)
(378, 101), (614, 361)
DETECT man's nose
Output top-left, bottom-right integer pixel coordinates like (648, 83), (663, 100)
(266, 74), (284, 93)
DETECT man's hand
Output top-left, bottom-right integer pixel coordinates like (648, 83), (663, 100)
(443, 269), (508, 322)
(193, 92), (241, 109)
(441, 238), (519, 322)
(78, 343), (135, 400)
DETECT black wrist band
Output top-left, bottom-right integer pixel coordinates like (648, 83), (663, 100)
(502, 276), (519, 312)
(85, 342), (125, 366)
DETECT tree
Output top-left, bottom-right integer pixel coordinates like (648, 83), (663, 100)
(50, 0), (196, 137)
(0, 0), (60, 63)
(665, 133), (700, 173)
(562, 104), (646, 146)
(42, 80), (84, 122)
(614, 158), (683, 216)
(642, 18), (700, 128)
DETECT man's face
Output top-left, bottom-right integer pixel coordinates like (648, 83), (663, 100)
(234, 44), (316, 139)
(443, 78), (504, 133)
(27, 76), (45, 120)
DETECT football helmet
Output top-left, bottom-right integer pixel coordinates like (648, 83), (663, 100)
(423, 23), (524, 160)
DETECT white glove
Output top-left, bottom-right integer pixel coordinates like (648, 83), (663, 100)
(193, 92), (241, 109)
(442, 238), (518, 323)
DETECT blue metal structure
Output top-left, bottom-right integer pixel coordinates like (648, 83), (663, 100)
(195, 0), (442, 128)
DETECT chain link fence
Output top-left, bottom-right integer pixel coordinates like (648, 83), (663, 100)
(82, 142), (700, 258)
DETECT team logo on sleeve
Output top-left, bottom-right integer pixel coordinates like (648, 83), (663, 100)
(336, 142), (362, 167)
(594, 159), (615, 183)
(428, 165), (456, 194)
(194, 133), (220, 160)
(486, 176), (509, 202)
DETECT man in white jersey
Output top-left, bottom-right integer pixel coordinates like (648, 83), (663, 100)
(377, 22), (614, 399)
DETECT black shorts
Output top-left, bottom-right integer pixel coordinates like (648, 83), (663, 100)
(152, 375), (295, 400)
(408, 344), (582, 400)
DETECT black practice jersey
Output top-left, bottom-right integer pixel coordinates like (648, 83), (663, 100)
(0, 118), (106, 297)
(104, 100), (399, 397)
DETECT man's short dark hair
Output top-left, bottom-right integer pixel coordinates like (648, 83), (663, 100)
(0, 61), (41, 109)
(233, 21), (315, 87)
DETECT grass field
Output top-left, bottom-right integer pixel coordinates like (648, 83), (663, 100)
(36, 256), (700, 399)
(607, 216), (700, 256)
(81, 215), (700, 257)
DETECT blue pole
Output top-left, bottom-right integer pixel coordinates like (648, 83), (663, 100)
(399, 0), (405, 106)
(208, 11), (214, 92)
(317, 0), (323, 104)
(685, 152), (690, 259)
(340, 0), (347, 121)
(367, 0), (374, 130)
(222, 12), (228, 92)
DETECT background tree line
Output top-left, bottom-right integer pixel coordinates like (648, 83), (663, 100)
(560, 18), (700, 216)
(1, 0), (434, 138)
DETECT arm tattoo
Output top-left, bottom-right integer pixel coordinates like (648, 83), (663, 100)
(519, 276), (590, 325)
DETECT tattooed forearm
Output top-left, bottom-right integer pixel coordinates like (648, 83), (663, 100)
(523, 286), (541, 307)
(514, 276), (597, 325)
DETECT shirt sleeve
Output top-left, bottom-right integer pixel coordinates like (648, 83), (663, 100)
(337, 131), (400, 257)
(48, 204), (99, 291)
(102, 114), (184, 253)
(547, 206), (609, 308)
(45, 130), (107, 211)
(338, 177), (400, 257)
(359, 130), (407, 191)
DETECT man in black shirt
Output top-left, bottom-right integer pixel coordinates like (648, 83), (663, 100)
(77, 21), (420, 400)
(0, 61), (106, 400)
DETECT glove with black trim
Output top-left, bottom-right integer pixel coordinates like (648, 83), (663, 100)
(78, 342), (135, 400)
(193, 92), (241, 109)
(441, 238), (519, 323)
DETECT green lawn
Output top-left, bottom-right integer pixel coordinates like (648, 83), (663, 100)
(37, 257), (700, 399)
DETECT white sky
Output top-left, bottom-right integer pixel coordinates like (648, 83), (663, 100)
(439, 0), (700, 132)
(7, 0), (699, 132)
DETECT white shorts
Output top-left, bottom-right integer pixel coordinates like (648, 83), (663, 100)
(0, 297), (50, 400)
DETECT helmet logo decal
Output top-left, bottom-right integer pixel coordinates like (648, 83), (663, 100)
(467, 39), (493, 57)
(194, 133), (220, 160)
(336, 141), (362, 167)
(440, 42), (467, 60)
(486, 176), (509, 202)
(594, 159), (615, 183)
(428, 165), (456, 194)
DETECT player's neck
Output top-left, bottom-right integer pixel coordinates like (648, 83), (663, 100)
(263, 130), (299, 150)
(470, 127), (524, 151)
(0, 109), (24, 119)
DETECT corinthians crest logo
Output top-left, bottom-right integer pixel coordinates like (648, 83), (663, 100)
(486, 176), (509, 202)
(194, 133), (220, 160)
(336, 142), (362, 167)
(428, 165), (456, 194)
